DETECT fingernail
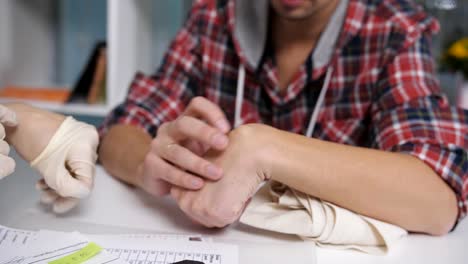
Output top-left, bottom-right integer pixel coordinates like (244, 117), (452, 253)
(212, 134), (228, 148)
(206, 164), (222, 179)
(215, 119), (231, 133)
(191, 178), (203, 188)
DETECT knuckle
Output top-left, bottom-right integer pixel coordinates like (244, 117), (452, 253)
(200, 124), (215, 137)
(167, 168), (185, 186)
(174, 116), (188, 132)
(191, 125), (215, 145)
(164, 143), (178, 160)
(152, 138), (174, 159)
(190, 96), (205, 109)
(157, 122), (170, 135)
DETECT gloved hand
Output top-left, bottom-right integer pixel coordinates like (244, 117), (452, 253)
(30, 116), (99, 213)
(0, 105), (18, 179)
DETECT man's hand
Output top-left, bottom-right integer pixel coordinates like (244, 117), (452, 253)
(30, 117), (99, 213)
(137, 97), (231, 197)
(170, 124), (275, 227)
(0, 105), (18, 179)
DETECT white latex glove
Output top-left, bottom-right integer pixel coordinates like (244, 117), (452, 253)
(30, 116), (99, 213)
(0, 104), (18, 179)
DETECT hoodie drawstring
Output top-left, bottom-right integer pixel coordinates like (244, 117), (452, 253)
(234, 65), (246, 128)
(305, 67), (333, 137)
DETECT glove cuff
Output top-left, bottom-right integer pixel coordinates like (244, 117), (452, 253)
(30, 116), (90, 167)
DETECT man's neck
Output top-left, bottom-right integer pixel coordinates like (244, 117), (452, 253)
(270, 0), (340, 90)
(272, 0), (340, 49)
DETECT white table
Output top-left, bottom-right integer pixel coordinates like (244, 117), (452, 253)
(1, 151), (467, 264)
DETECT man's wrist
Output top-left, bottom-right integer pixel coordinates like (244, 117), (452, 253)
(231, 124), (279, 181)
(257, 126), (296, 183)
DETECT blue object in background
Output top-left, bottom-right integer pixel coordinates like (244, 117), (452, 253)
(57, 0), (107, 87)
(151, 0), (191, 70)
(73, 114), (104, 128)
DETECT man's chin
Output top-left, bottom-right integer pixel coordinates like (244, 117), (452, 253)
(275, 11), (315, 21)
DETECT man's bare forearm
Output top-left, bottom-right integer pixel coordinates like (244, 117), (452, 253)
(263, 127), (458, 235)
(99, 124), (152, 187)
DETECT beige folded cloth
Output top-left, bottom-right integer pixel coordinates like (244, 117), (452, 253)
(240, 181), (407, 255)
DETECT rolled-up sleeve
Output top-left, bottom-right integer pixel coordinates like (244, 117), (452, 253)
(99, 1), (204, 138)
(371, 31), (468, 225)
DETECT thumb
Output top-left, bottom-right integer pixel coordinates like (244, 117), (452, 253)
(52, 144), (97, 198)
(0, 105), (18, 127)
(66, 143), (97, 184)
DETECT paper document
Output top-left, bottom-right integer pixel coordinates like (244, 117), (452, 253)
(0, 225), (38, 264)
(0, 225), (238, 264)
(0, 229), (125, 264)
(90, 235), (237, 264)
(88, 233), (208, 242)
(0, 225), (37, 247)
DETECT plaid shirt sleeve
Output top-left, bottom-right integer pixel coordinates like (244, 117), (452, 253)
(371, 30), (468, 225)
(99, 1), (204, 138)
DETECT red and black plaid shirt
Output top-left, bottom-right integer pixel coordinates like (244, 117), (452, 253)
(100, 0), (468, 225)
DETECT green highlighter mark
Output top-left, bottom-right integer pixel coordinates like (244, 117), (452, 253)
(48, 242), (102, 264)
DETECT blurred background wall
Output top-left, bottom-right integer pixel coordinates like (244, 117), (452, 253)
(0, 0), (466, 127)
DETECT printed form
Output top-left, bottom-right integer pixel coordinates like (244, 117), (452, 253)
(0, 225), (238, 264)
(91, 235), (236, 264)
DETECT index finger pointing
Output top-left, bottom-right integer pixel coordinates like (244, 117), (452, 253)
(167, 116), (228, 150)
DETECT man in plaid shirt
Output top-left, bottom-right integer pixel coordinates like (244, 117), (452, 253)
(99, 0), (468, 235)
